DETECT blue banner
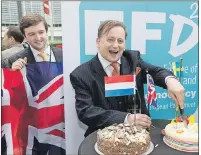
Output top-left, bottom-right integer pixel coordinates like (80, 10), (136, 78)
(79, 1), (198, 119)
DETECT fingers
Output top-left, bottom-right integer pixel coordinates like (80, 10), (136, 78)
(127, 113), (152, 129)
(134, 114), (151, 128)
(168, 89), (185, 109)
(11, 58), (27, 71)
(175, 89), (185, 109)
(136, 114), (151, 128)
(24, 57), (27, 63)
(168, 91), (179, 105)
(167, 78), (185, 109)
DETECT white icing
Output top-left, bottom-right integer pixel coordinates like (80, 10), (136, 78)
(165, 122), (198, 143)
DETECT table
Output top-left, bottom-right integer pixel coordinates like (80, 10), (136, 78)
(78, 119), (198, 155)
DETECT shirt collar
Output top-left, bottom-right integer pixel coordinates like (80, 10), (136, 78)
(98, 52), (121, 70)
(31, 45), (50, 58)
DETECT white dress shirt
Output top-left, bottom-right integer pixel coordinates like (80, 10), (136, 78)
(31, 45), (56, 62)
(98, 52), (121, 76)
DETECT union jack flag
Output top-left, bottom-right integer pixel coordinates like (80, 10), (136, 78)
(1, 62), (65, 155)
(147, 74), (157, 107)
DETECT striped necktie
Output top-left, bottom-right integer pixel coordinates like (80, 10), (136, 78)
(111, 62), (120, 76)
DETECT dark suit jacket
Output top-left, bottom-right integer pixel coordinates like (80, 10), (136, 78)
(2, 46), (63, 68)
(70, 50), (174, 137)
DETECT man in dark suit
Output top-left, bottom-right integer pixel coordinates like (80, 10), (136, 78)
(70, 20), (185, 137)
(2, 13), (62, 69)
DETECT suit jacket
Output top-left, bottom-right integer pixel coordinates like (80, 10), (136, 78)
(2, 46), (63, 68)
(70, 50), (174, 137)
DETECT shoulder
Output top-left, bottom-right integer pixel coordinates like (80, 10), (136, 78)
(123, 50), (140, 58)
(51, 46), (62, 53)
(8, 47), (30, 61)
(122, 50), (141, 63)
(70, 57), (95, 78)
(71, 60), (92, 76)
(2, 48), (14, 60)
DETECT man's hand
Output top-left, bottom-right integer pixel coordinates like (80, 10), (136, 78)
(127, 113), (151, 128)
(167, 77), (185, 109)
(11, 57), (27, 71)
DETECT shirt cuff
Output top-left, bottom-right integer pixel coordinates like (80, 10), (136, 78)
(124, 113), (131, 123)
(165, 76), (178, 85)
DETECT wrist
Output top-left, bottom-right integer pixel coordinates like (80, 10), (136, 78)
(165, 76), (178, 85)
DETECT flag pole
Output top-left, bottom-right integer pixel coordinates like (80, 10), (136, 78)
(179, 58), (183, 82)
(172, 62), (178, 128)
(146, 69), (150, 113)
(133, 70), (137, 114)
(146, 68), (151, 131)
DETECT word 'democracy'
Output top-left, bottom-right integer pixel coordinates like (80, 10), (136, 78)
(145, 90), (196, 100)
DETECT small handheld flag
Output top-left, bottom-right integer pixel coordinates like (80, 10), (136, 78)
(104, 75), (135, 97)
(172, 62), (184, 78)
(147, 74), (157, 108)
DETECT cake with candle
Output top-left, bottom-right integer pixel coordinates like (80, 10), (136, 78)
(164, 115), (198, 152)
(96, 123), (151, 155)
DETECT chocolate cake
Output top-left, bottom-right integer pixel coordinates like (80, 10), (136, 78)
(97, 123), (150, 155)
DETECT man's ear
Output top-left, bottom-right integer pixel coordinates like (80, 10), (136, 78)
(96, 38), (100, 48)
(9, 36), (15, 42)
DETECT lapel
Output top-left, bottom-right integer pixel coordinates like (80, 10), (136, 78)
(52, 46), (62, 62)
(26, 47), (36, 63)
(90, 55), (117, 105)
(120, 55), (132, 75)
(91, 55), (107, 92)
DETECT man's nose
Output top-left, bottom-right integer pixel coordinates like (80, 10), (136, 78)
(35, 34), (41, 40)
(112, 40), (119, 48)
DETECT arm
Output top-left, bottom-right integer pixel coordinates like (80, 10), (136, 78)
(70, 73), (128, 129)
(2, 53), (22, 69)
(138, 56), (174, 89)
(1, 59), (9, 68)
(137, 52), (184, 109)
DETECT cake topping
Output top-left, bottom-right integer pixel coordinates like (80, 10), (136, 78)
(97, 123), (149, 144)
(189, 115), (195, 125)
(176, 129), (184, 134)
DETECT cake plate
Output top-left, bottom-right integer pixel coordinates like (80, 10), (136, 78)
(94, 141), (154, 155)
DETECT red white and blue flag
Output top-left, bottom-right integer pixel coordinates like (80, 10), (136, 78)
(147, 74), (157, 107)
(104, 75), (136, 97)
(1, 62), (65, 155)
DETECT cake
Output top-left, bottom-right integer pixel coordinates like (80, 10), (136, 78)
(97, 123), (151, 155)
(164, 116), (198, 152)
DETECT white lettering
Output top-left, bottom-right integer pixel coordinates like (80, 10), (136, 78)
(131, 12), (166, 54)
(169, 14), (198, 57)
